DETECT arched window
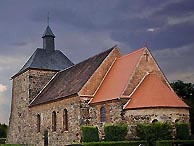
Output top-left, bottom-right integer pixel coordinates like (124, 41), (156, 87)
(100, 107), (106, 122)
(63, 109), (68, 131)
(52, 111), (57, 131)
(37, 114), (41, 132)
(152, 119), (158, 123)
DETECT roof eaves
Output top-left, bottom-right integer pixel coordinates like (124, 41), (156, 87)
(124, 106), (190, 110)
(12, 67), (59, 79)
(89, 96), (122, 105)
(13, 48), (40, 77)
(29, 93), (78, 107)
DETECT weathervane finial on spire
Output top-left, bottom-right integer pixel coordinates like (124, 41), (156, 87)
(47, 12), (50, 26)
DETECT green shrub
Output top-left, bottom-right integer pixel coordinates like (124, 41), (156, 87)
(175, 122), (190, 140)
(83, 141), (148, 146)
(104, 123), (128, 141)
(156, 140), (194, 146)
(81, 126), (99, 142)
(135, 122), (173, 146)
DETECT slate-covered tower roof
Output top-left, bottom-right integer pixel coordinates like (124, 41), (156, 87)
(13, 26), (74, 77)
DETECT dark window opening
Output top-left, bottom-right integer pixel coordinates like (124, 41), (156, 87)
(37, 114), (41, 132)
(63, 109), (68, 131)
(52, 111), (57, 131)
(100, 107), (106, 122)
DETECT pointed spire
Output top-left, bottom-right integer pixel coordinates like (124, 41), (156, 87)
(42, 26), (55, 38)
(42, 26), (55, 52)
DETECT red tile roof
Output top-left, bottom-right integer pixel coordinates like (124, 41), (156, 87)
(124, 73), (189, 109)
(90, 48), (145, 104)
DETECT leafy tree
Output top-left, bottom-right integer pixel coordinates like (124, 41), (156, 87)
(175, 122), (190, 140)
(170, 80), (194, 134)
(0, 123), (8, 138)
(170, 80), (194, 100)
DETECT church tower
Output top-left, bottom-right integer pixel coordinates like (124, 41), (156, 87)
(7, 26), (74, 144)
(42, 26), (55, 52)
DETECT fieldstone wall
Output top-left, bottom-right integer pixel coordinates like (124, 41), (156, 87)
(7, 70), (30, 144)
(89, 99), (128, 138)
(29, 69), (56, 103)
(124, 107), (190, 138)
(79, 97), (91, 125)
(29, 95), (81, 146)
(7, 69), (57, 145)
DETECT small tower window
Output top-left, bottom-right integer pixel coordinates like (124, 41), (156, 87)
(63, 109), (68, 131)
(100, 107), (106, 122)
(37, 114), (41, 132)
(52, 111), (57, 131)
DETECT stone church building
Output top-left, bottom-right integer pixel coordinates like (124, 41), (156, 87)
(7, 26), (189, 146)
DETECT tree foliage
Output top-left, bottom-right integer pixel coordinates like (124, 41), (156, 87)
(136, 122), (173, 146)
(0, 123), (8, 138)
(170, 80), (194, 133)
(175, 122), (190, 140)
(170, 80), (194, 100)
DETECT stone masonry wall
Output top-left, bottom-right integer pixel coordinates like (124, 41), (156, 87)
(7, 71), (30, 144)
(123, 49), (168, 96)
(29, 95), (81, 146)
(7, 69), (57, 145)
(124, 108), (190, 138)
(79, 97), (91, 126)
(79, 48), (121, 96)
(89, 99), (128, 139)
(29, 69), (56, 103)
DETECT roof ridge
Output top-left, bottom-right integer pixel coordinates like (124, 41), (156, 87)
(118, 47), (145, 60)
(60, 47), (116, 73)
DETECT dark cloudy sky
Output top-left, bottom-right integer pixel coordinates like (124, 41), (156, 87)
(0, 0), (194, 124)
